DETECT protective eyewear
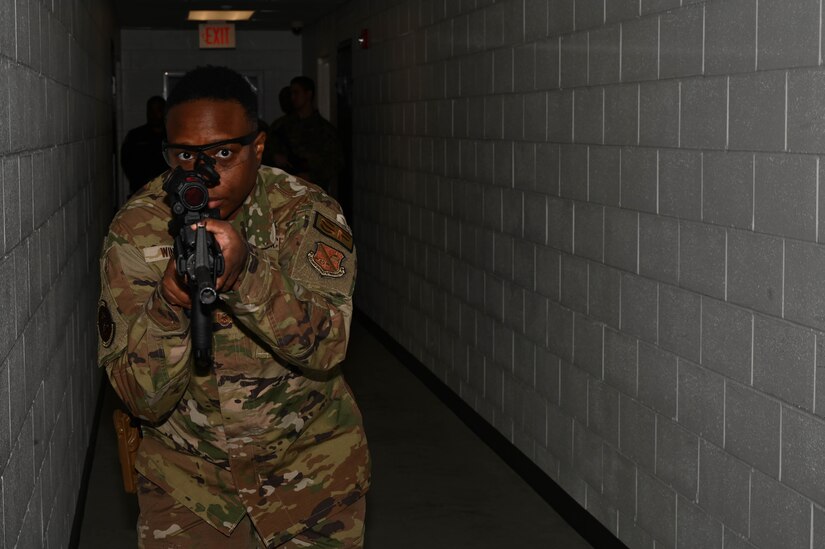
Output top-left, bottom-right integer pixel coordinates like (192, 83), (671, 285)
(162, 130), (259, 170)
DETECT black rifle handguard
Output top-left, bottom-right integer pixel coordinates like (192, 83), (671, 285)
(163, 159), (224, 375)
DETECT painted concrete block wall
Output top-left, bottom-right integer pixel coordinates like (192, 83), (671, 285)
(0, 0), (115, 547)
(307, 0), (825, 548)
(117, 29), (302, 202)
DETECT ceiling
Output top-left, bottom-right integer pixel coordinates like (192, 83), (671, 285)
(113, 0), (349, 31)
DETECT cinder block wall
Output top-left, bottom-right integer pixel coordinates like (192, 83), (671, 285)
(0, 0), (115, 547)
(308, 0), (825, 548)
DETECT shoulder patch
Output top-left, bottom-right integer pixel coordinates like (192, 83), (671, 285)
(290, 204), (355, 297)
(98, 300), (115, 347)
(143, 245), (174, 263)
(307, 242), (347, 278)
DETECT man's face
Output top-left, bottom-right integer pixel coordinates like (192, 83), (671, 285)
(165, 99), (264, 220)
(290, 83), (312, 112)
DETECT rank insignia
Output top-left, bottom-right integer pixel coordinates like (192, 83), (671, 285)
(314, 212), (353, 252)
(307, 242), (346, 278)
(215, 311), (233, 328)
(98, 300), (115, 347)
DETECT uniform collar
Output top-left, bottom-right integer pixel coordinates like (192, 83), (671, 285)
(231, 170), (276, 249)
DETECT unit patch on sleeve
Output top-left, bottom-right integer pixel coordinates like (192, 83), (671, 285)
(308, 242), (347, 277)
(98, 300), (115, 347)
(290, 204), (356, 297)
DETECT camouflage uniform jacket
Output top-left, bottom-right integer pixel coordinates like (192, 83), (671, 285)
(265, 111), (344, 189)
(97, 166), (369, 546)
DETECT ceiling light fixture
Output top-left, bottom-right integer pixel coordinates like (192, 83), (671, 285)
(188, 10), (255, 21)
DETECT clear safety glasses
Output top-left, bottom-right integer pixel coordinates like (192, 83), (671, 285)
(162, 130), (259, 171)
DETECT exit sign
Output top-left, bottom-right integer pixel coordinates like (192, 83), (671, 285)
(199, 23), (236, 49)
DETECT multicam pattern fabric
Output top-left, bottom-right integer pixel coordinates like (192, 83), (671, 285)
(136, 474), (366, 548)
(97, 166), (369, 547)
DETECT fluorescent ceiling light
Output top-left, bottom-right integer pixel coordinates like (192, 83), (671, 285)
(188, 10), (255, 21)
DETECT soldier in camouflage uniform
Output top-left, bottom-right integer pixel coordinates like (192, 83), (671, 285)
(263, 76), (344, 193)
(97, 66), (369, 548)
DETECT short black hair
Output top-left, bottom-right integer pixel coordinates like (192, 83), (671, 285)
(290, 76), (315, 96)
(166, 65), (258, 125)
(147, 95), (165, 109)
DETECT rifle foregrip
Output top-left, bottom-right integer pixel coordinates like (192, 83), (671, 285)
(190, 286), (213, 376)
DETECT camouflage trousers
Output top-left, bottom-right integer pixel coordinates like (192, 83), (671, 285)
(136, 475), (366, 549)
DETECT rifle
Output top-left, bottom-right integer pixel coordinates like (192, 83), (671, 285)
(162, 157), (225, 376)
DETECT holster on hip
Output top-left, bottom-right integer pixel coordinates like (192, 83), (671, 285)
(113, 408), (141, 494)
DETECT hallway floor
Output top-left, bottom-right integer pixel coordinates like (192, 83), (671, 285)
(77, 318), (592, 548)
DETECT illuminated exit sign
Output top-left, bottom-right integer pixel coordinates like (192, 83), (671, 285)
(199, 23), (236, 49)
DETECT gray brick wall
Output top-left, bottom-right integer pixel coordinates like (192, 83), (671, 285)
(0, 0), (114, 547)
(310, 0), (825, 547)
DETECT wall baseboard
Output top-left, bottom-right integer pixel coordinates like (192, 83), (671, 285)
(356, 310), (629, 549)
(69, 380), (107, 549)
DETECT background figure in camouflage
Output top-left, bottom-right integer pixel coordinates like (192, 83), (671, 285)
(97, 66), (369, 548)
(263, 76), (344, 194)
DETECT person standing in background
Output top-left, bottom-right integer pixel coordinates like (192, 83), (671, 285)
(264, 76), (344, 194)
(262, 86), (292, 168)
(120, 95), (168, 196)
(272, 85), (295, 130)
